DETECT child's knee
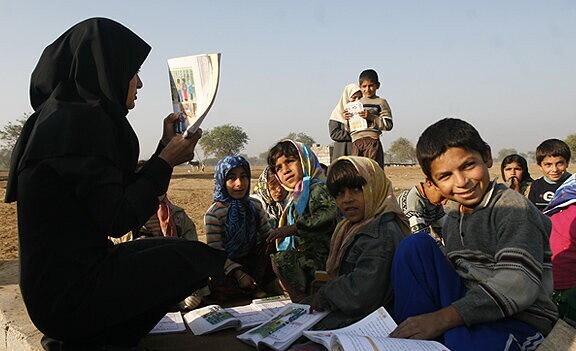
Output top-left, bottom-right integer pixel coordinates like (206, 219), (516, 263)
(396, 232), (437, 257)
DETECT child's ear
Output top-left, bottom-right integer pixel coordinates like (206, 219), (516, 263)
(376, 82), (381, 89)
(483, 145), (493, 168)
(425, 178), (439, 189)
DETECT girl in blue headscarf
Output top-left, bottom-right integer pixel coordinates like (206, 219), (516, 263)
(205, 155), (278, 301)
(266, 140), (339, 302)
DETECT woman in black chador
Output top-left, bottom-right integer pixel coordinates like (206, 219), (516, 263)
(5, 17), (226, 350)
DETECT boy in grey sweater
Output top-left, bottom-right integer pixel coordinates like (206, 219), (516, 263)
(389, 118), (558, 350)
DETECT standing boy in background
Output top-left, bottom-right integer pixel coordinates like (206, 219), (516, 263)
(350, 69), (393, 168)
(390, 118), (557, 350)
(528, 138), (572, 211)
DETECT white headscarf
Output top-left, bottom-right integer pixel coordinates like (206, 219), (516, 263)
(329, 83), (361, 127)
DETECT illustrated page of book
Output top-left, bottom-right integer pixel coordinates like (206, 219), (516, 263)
(149, 312), (186, 334)
(237, 303), (328, 351)
(333, 334), (451, 351)
(303, 307), (396, 348)
(346, 101), (367, 132)
(252, 294), (291, 304)
(225, 304), (275, 329)
(184, 305), (239, 335)
(167, 53), (221, 137)
(252, 300), (291, 316)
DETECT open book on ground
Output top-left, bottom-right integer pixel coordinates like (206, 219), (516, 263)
(149, 312), (186, 334)
(303, 307), (451, 351)
(237, 303), (329, 351)
(184, 295), (291, 335)
(167, 53), (221, 137)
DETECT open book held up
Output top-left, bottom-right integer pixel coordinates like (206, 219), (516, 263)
(168, 53), (221, 137)
(303, 307), (451, 351)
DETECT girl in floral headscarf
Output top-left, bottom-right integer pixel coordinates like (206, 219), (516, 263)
(306, 156), (409, 329)
(252, 166), (289, 228)
(266, 140), (339, 302)
(205, 155), (277, 300)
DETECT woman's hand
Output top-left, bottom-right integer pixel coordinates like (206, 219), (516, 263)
(266, 225), (297, 244)
(158, 127), (202, 167)
(234, 270), (257, 290)
(343, 110), (352, 120)
(160, 113), (181, 146)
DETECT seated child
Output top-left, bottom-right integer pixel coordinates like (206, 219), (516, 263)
(133, 193), (197, 240)
(306, 156), (409, 329)
(328, 83), (362, 160)
(266, 140), (339, 302)
(544, 174), (576, 322)
(397, 179), (446, 241)
(528, 138), (572, 211)
(390, 118), (558, 350)
(251, 166), (289, 228)
(204, 155), (278, 301)
(500, 154), (533, 196)
(112, 160), (198, 243)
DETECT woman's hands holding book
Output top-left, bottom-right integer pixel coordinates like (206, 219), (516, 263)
(158, 113), (202, 167)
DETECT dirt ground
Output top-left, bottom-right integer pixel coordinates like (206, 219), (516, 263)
(1, 163), (573, 261)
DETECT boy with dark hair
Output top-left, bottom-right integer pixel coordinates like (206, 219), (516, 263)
(350, 69), (393, 168)
(389, 118), (557, 350)
(528, 138), (572, 211)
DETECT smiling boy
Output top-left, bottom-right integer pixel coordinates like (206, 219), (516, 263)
(528, 139), (572, 211)
(389, 118), (557, 350)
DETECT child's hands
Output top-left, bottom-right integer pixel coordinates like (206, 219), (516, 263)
(358, 110), (368, 119)
(507, 176), (520, 192)
(389, 306), (463, 340)
(308, 294), (322, 313)
(234, 270), (257, 290)
(266, 225), (297, 243)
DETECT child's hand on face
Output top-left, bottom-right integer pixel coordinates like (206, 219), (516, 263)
(507, 176), (520, 192)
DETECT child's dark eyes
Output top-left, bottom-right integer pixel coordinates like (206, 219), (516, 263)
(436, 174), (450, 182)
(335, 187), (362, 197)
(226, 174), (248, 181)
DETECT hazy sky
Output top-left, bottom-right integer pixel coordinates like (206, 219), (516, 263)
(1, 0), (574, 158)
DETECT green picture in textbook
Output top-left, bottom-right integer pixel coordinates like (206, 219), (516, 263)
(202, 306), (235, 326)
(248, 306), (307, 338)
